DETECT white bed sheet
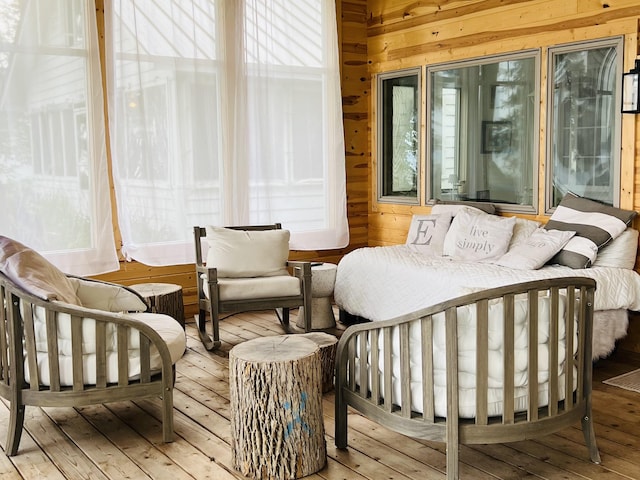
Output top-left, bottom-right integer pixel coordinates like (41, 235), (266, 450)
(335, 245), (640, 359)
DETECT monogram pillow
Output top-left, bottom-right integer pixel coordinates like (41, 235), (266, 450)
(405, 213), (452, 256)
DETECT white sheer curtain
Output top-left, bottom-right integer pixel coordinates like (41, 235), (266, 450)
(0, 0), (118, 275)
(105, 0), (348, 266)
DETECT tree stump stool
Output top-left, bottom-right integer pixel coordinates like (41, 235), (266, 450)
(229, 336), (326, 480)
(299, 332), (338, 393)
(130, 283), (185, 329)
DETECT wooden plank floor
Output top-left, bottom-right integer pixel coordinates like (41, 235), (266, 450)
(1, 309), (640, 479)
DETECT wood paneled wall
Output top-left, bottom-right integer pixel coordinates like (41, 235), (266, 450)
(367, 0), (640, 246)
(92, 1), (370, 319)
(365, 0), (640, 355)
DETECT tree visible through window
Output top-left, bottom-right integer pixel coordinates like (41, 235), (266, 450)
(378, 69), (420, 202)
(548, 38), (621, 208)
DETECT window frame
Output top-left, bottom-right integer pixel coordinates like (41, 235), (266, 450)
(425, 50), (540, 214)
(376, 67), (422, 205)
(545, 37), (623, 212)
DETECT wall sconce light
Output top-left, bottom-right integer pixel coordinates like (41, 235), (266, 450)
(622, 59), (640, 114)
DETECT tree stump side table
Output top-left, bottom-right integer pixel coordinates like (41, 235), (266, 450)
(229, 336), (326, 480)
(299, 332), (338, 393)
(130, 283), (185, 329)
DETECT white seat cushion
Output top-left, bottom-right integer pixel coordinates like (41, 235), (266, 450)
(25, 305), (185, 387)
(128, 312), (186, 366)
(202, 275), (301, 301)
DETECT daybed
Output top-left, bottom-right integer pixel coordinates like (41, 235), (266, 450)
(335, 277), (600, 479)
(0, 236), (186, 455)
(335, 197), (640, 360)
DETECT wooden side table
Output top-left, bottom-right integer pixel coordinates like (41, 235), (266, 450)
(130, 283), (185, 329)
(299, 332), (338, 393)
(229, 336), (326, 479)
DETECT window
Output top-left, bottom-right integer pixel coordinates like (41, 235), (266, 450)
(106, 0), (348, 264)
(0, 0), (118, 275)
(377, 69), (420, 203)
(428, 52), (538, 211)
(547, 38), (622, 209)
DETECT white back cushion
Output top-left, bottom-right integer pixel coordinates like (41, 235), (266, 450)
(0, 235), (81, 305)
(205, 227), (290, 278)
(592, 228), (639, 269)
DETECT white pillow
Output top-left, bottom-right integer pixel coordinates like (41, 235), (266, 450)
(0, 235), (82, 305)
(493, 228), (576, 270)
(451, 210), (517, 262)
(592, 228), (639, 269)
(431, 203), (491, 218)
(442, 207), (487, 256)
(205, 227), (290, 278)
(508, 218), (541, 248)
(68, 277), (148, 312)
(405, 213), (452, 255)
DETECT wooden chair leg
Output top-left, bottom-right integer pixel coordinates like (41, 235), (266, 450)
(162, 370), (175, 443)
(197, 308), (221, 351)
(6, 400), (25, 456)
(446, 435), (459, 480)
(302, 301), (312, 333)
(334, 388), (348, 449)
(276, 308), (292, 332)
(582, 409), (601, 464)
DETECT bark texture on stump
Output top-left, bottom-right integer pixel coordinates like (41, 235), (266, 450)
(130, 283), (185, 328)
(229, 336), (326, 480)
(299, 332), (338, 393)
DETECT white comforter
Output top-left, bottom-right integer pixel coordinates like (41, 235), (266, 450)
(335, 245), (640, 359)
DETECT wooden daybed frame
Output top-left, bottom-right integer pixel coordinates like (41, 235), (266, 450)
(0, 273), (177, 456)
(335, 277), (601, 479)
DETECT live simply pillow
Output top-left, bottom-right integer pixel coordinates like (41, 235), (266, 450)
(451, 209), (516, 262)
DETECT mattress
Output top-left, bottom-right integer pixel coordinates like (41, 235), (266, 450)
(335, 245), (640, 359)
(353, 293), (575, 418)
(23, 303), (186, 386)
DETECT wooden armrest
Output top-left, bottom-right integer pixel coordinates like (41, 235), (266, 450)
(196, 265), (218, 284)
(287, 261), (312, 278)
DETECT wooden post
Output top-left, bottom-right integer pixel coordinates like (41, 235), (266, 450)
(229, 336), (326, 479)
(299, 332), (338, 393)
(130, 283), (185, 329)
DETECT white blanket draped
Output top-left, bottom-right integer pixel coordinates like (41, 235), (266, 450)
(335, 245), (640, 359)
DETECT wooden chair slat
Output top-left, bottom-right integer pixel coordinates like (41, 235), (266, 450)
(45, 309), (61, 392)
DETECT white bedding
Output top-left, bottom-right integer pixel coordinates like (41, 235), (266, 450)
(355, 294), (576, 418)
(335, 245), (640, 359)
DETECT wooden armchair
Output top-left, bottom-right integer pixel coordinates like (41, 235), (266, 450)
(0, 272), (186, 455)
(335, 277), (600, 479)
(194, 224), (312, 351)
